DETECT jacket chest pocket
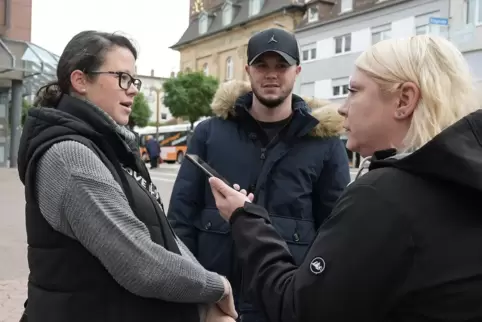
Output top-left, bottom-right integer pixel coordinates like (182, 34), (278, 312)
(269, 215), (317, 265)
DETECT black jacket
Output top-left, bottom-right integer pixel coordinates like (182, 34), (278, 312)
(17, 95), (200, 322)
(168, 81), (350, 315)
(228, 109), (482, 322)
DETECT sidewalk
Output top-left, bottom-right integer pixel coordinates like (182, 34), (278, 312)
(0, 168), (28, 322)
(0, 278), (27, 322)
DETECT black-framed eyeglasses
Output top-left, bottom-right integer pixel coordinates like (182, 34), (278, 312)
(89, 71), (142, 90)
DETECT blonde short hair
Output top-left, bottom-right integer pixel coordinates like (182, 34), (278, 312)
(355, 35), (479, 151)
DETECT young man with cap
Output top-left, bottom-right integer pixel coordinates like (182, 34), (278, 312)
(167, 28), (350, 322)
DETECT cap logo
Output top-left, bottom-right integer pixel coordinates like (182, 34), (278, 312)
(268, 35), (278, 44)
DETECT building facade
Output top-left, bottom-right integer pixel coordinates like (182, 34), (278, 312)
(0, 0), (59, 168)
(449, 0), (482, 94)
(171, 0), (306, 82)
(293, 0), (450, 103)
(137, 70), (172, 123)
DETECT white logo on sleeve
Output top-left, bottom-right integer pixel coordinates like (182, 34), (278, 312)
(310, 257), (326, 275)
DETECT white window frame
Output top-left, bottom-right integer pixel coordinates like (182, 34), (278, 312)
(466, 0), (482, 25)
(308, 6), (319, 23)
(371, 24), (391, 44)
(332, 84), (349, 98)
(222, 2), (233, 26)
(301, 44), (317, 62)
(415, 24), (430, 35)
(226, 57), (234, 80)
(340, 0), (352, 13)
(199, 13), (208, 34)
(249, 0), (262, 16)
(334, 34), (351, 55)
(203, 63), (209, 75)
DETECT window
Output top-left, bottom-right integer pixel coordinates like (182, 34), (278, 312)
(332, 84), (349, 97)
(371, 24), (391, 44)
(226, 57), (233, 80)
(332, 85), (349, 97)
(466, 0), (482, 24)
(415, 24), (430, 35)
(199, 13), (208, 34)
(222, 2), (233, 26)
(334, 34), (351, 54)
(203, 63), (209, 75)
(341, 0), (352, 13)
(332, 78), (349, 98)
(415, 13), (439, 36)
(249, 0), (262, 16)
(146, 91), (155, 103)
(308, 6), (318, 23)
(301, 44), (317, 61)
(161, 113), (167, 120)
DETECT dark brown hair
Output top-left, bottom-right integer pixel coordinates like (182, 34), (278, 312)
(34, 30), (137, 107)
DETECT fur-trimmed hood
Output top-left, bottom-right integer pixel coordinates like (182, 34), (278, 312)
(210, 80), (345, 138)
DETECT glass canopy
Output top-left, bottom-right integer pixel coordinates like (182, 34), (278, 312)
(0, 37), (59, 97)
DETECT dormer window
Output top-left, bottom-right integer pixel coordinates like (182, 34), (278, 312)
(341, 0), (353, 13)
(308, 6), (319, 22)
(222, 2), (233, 26)
(199, 12), (208, 34)
(249, 0), (263, 16)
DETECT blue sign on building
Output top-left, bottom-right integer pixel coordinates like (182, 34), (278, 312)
(429, 17), (449, 25)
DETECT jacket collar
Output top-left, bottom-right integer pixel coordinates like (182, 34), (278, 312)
(210, 80), (345, 138)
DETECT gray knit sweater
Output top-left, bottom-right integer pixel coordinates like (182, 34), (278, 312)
(34, 99), (223, 317)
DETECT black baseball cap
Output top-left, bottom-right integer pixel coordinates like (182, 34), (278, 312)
(247, 28), (300, 66)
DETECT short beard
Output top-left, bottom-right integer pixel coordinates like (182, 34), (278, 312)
(252, 88), (290, 109)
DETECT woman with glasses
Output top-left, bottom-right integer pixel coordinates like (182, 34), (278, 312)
(208, 35), (482, 321)
(17, 30), (237, 322)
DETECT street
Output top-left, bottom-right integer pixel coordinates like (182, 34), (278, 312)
(0, 165), (358, 322)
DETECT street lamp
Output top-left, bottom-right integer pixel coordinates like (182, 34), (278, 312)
(150, 86), (163, 141)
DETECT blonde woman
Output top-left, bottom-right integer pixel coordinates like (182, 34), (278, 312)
(207, 35), (482, 321)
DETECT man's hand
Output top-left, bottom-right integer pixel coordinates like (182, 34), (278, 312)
(216, 276), (237, 319)
(209, 178), (254, 221)
(206, 304), (236, 322)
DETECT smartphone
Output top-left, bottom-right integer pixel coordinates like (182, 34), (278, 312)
(185, 154), (232, 186)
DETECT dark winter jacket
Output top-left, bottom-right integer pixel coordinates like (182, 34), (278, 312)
(167, 80), (351, 317)
(146, 138), (160, 158)
(228, 108), (482, 322)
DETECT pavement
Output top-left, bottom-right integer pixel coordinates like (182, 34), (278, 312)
(0, 166), (177, 322)
(0, 168), (27, 322)
(0, 164), (359, 321)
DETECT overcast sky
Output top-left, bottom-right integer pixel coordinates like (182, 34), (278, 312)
(31, 0), (190, 77)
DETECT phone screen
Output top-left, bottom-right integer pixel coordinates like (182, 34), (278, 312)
(185, 154), (232, 186)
